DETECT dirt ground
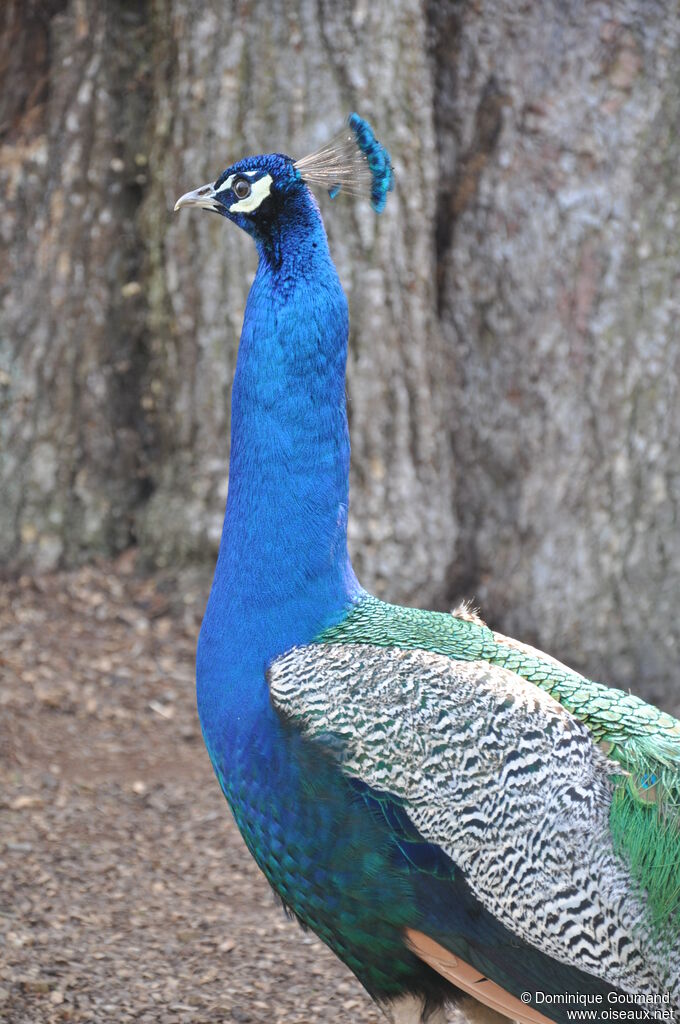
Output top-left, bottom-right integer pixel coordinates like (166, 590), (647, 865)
(0, 558), (392, 1024)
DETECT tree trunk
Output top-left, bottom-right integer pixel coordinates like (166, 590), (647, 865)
(1, 0), (154, 567)
(431, 1), (680, 703)
(2, 0), (679, 705)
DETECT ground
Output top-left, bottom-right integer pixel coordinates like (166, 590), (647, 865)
(0, 558), (389, 1024)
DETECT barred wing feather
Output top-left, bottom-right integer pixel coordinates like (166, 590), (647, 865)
(268, 641), (680, 1005)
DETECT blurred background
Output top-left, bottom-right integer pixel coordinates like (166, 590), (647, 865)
(3, 0), (680, 697)
(1, 2), (680, 1021)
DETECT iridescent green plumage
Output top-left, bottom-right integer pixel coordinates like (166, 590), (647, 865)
(318, 596), (680, 931)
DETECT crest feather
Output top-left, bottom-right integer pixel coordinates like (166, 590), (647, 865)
(294, 113), (394, 213)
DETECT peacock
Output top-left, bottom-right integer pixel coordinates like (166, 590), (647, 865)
(174, 115), (680, 1024)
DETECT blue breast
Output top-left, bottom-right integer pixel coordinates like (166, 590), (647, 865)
(201, 689), (440, 997)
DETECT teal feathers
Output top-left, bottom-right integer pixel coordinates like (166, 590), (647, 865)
(347, 113), (394, 211)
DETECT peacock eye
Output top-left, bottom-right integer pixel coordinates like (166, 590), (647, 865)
(233, 178), (251, 200)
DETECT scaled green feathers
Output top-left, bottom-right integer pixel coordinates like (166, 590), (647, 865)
(318, 596), (680, 931)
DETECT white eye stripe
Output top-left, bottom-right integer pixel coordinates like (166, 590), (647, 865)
(214, 173), (235, 195)
(214, 169), (261, 195)
(229, 173), (273, 214)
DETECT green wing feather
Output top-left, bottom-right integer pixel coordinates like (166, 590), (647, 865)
(318, 596), (680, 931)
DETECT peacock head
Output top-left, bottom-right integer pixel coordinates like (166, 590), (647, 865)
(174, 152), (303, 241)
(174, 114), (393, 244)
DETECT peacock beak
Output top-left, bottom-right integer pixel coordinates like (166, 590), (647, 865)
(174, 183), (220, 213)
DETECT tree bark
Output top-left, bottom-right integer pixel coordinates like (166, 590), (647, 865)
(0, 0), (153, 567)
(431, 1), (680, 703)
(2, 0), (679, 705)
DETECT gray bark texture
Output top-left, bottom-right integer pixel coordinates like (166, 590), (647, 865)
(2, 0), (680, 703)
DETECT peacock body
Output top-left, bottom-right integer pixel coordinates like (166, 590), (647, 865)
(174, 116), (680, 1024)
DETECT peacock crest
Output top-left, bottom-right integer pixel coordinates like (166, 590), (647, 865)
(294, 113), (394, 212)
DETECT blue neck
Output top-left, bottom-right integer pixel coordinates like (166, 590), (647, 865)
(198, 194), (361, 717)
